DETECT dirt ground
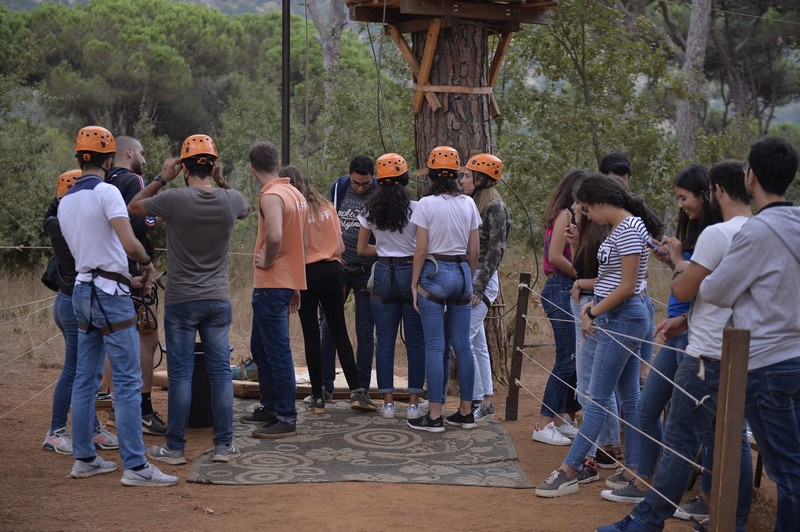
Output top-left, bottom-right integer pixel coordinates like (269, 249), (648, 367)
(0, 324), (778, 532)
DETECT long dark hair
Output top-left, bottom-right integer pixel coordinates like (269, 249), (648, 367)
(575, 173), (664, 238)
(364, 173), (412, 232)
(541, 170), (587, 228)
(673, 164), (715, 251)
(279, 164), (330, 221)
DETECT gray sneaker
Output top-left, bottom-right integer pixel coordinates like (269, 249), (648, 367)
(146, 445), (187, 465)
(70, 456), (118, 478)
(534, 469), (579, 498)
(92, 425), (119, 450)
(212, 442), (241, 463)
(350, 389), (378, 412)
(600, 480), (648, 503)
(121, 462), (179, 487)
(251, 420), (297, 439)
(304, 388), (332, 404)
(605, 467), (630, 489)
(673, 495), (709, 520)
(473, 403), (495, 422)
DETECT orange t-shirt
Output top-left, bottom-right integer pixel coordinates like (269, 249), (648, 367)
(305, 203), (342, 264)
(253, 178), (308, 290)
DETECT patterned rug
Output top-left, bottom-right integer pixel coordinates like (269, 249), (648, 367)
(187, 399), (532, 488)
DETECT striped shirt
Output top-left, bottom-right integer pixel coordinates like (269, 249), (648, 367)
(594, 216), (650, 299)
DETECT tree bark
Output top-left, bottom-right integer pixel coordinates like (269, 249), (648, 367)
(411, 21), (509, 397)
(485, 281), (510, 387)
(675, 0), (712, 161)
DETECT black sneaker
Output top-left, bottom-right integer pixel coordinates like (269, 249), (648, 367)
(240, 406), (277, 425)
(576, 457), (599, 484)
(407, 413), (445, 433)
(596, 446), (624, 469)
(445, 410), (477, 429)
(142, 412), (167, 436)
(309, 396), (325, 414)
(252, 420), (296, 439)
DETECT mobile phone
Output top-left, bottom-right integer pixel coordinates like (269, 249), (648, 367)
(644, 238), (668, 255)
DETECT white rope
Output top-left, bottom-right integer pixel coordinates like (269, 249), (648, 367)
(0, 294), (56, 312)
(0, 302), (54, 327)
(0, 332), (61, 369)
(515, 375), (704, 526)
(0, 379), (58, 420)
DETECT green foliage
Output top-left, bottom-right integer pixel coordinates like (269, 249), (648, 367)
(496, 0), (679, 244)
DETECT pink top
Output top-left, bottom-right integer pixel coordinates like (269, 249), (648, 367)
(542, 209), (572, 276)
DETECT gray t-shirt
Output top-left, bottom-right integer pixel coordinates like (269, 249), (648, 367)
(144, 186), (248, 306)
(338, 186), (375, 265)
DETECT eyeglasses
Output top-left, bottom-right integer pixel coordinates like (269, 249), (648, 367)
(742, 161), (750, 176)
(350, 179), (372, 190)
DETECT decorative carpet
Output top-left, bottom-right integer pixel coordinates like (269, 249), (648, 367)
(187, 399), (532, 488)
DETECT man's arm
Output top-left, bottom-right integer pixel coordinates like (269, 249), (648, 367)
(129, 158), (181, 217)
(699, 227), (759, 308)
(671, 260), (712, 302)
(212, 163), (251, 219)
(256, 193), (285, 270)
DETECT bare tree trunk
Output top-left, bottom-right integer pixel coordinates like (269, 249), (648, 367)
(675, 0), (712, 161)
(411, 21), (509, 397)
(307, 0), (346, 101)
(486, 281), (510, 387)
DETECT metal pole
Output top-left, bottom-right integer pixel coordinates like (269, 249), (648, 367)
(281, 0), (291, 165)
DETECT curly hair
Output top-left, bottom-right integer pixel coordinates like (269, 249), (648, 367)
(426, 168), (460, 197)
(363, 174), (411, 232)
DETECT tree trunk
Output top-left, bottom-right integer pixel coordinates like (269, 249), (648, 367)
(486, 281), (510, 387)
(411, 21), (508, 397)
(675, 0), (711, 161)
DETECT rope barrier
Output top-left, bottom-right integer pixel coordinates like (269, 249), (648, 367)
(0, 302), (55, 327)
(0, 332), (61, 369)
(0, 379), (58, 420)
(514, 374), (705, 527)
(0, 295), (56, 312)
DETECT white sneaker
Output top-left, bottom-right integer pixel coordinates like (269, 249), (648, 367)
(93, 425), (119, 450)
(406, 404), (422, 419)
(556, 420), (579, 439)
(380, 403), (396, 419)
(70, 456), (118, 478)
(121, 462), (179, 487)
(532, 422), (572, 446)
(43, 427), (73, 454)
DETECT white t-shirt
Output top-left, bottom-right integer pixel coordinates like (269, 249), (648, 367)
(685, 216), (749, 360)
(410, 194), (481, 255)
(594, 216), (650, 299)
(358, 201), (418, 257)
(58, 175), (131, 296)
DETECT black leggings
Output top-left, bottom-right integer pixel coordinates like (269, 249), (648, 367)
(298, 260), (359, 396)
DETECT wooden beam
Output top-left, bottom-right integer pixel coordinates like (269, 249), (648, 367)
(349, 6), (405, 24)
(708, 328), (750, 532)
(505, 272), (532, 421)
(488, 32), (513, 117)
(411, 17), (442, 114)
(387, 24), (442, 112)
(400, 0), (553, 24)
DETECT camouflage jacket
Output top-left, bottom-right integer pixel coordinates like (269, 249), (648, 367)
(474, 197), (511, 298)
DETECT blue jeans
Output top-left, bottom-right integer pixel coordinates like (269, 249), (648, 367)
(540, 273), (577, 417)
(636, 329), (688, 478)
(564, 295), (646, 472)
(744, 357), (800, 531)
(572, 295), (620, 457)
(71, 282), (145, 469)
(51, 291), (101, 432)
(164, 300), (234, 450)
(470, 269), (498, 400)
(251, 288), (296, 423)
(320, 267), (374, 391)
(418, 260), (474, 405)
(632, 356), (752, 531)
(371, 261), (425, 394)
(638, 291), (656, 366)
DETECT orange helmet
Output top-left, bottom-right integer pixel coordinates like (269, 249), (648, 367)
(75, 126), (116, 158)
(427, 146), (460, 171)
(181, 134), (218, 160)
(466, 153), (503, 182)
(376, 153), (408, 180)
(56, 169), (81, 199)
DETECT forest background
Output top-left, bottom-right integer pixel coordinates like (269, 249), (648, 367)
(1, 0), (798, 269)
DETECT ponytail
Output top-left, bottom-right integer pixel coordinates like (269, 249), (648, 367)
(624, 192), (664, 238)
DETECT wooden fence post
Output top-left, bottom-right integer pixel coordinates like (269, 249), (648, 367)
(505, 272), (531, 421)
(708, 327), (750, 532)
